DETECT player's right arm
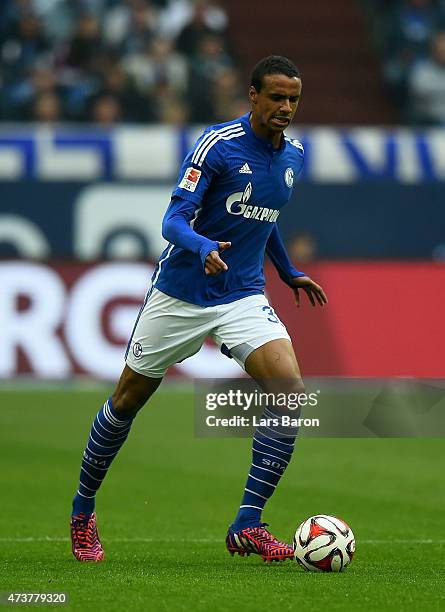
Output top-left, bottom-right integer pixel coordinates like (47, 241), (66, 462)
(202, 241), (231, 275)
(162, 128), (231, 275)
(162, 198), (231, 275)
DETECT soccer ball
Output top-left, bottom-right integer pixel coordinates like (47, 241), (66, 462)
(293, 515), (355, 572)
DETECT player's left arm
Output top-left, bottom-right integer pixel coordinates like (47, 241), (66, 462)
(266, 224), (327, 307)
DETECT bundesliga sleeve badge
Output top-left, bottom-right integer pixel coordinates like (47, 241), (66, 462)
(179, 167), (202, 192)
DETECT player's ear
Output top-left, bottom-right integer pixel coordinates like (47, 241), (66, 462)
(249, 86), (258, 105)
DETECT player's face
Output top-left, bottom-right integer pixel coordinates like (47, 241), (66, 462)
(249, 74), (302, 135)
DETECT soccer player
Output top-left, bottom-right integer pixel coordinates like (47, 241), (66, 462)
(70, 55), (327, 562)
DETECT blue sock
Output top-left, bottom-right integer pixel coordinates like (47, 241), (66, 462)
(72, 397), (133, 516)
(232, 407), (297, 531)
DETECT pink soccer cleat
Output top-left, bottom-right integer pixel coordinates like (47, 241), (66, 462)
(226, 523), (294, 562)
(70, 512), (105, 562)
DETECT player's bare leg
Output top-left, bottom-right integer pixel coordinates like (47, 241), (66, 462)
(226, 338), (303, 562)
(70, 366), (162, 562)
(244, 338), (303, 392)
(112, 365), (163, 417)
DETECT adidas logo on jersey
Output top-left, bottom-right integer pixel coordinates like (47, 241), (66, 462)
(239, 163), (252, 174)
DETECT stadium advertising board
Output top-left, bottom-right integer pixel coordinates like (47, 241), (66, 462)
(0, 261), (243, 381)
(1, 181), (444, 260)
(0, 126), (444, 182)
(1, 261), (443, 380)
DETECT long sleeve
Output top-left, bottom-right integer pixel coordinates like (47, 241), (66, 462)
(162, 196), (219, 268)
(266, 224), (305, 286)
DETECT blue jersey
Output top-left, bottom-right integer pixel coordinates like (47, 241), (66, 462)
(153, 113), (305, 306)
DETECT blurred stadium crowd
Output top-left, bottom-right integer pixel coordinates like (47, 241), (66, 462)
(1, 0), (445, 126)
(0, 0), (247, 125)
(366, 0), (445, 125)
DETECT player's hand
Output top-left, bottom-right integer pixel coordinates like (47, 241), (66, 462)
(205, 242), (231, 275)
(291, 276), (327, 307)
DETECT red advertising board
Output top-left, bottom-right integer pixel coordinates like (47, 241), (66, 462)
(0, 261), (443, 380)
(266, 261), (445, 377)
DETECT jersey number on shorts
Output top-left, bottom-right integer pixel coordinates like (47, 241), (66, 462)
(262, 305), (279, 324)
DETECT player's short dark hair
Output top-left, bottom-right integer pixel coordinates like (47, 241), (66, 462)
(250, 56), (300, 92)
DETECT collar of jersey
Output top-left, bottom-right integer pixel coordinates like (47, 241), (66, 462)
(241, 113), (286, 154)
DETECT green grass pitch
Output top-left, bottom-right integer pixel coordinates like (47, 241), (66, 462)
(0, 387), (444, 611)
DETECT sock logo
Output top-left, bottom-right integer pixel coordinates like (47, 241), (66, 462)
(261, 458), (286, 472)
(83, 451), (106, 467)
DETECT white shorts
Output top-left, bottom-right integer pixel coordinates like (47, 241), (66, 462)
(125, 289), (291, 378)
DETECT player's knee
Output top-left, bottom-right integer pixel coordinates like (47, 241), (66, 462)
(276, 377), (305, 396)
(275, 379), (305, 415)
(291, 378), (305, 395)
(111, 379), (156, 418)
(112, 366), (162, 417)
(112, 388), (148, 418)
